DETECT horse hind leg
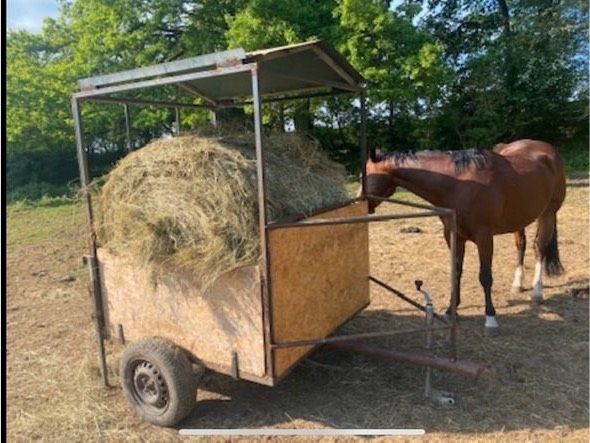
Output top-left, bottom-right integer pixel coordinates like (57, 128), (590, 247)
(511, 229), (526, 295)
(531, 211), (562, 304)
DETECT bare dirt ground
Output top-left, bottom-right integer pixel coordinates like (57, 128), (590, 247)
(7, 177), (589, 442)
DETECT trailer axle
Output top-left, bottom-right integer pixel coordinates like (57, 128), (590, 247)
(326, 341), (495, 379)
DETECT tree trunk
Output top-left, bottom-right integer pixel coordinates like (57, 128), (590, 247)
(497, 0), (517, 138)
(388, 100), (395, 145)
(293, 99), (312, 133)
(497, 0), (511, 34)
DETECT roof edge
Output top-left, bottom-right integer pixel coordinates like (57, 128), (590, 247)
(245, 40), (364, 86)
(78, 48), (247, 91)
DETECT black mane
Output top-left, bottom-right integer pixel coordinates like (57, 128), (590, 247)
(449, 149), (490, 173)
(382, 148), (490, 173)
(382, 150), (418, 165)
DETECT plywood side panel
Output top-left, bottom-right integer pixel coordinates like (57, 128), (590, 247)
(268, 201), (370, 377)
(98, 250), (266, 378)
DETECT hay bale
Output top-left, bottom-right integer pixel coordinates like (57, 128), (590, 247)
(96, 132), (349, 289)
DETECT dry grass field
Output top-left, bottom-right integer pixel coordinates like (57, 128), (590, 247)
(6, 176), (589, 442)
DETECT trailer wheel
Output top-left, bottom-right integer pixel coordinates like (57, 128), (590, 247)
(120, 337), (196, 427)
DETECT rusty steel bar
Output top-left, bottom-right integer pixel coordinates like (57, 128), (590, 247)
(251, 65), (274, 379)
(271, 325), (450, 349)
(263, 68), (363, 92)
(360, 91), (367, 198)
(221, 88), (353, 108)
(72, 97), (109, 388)
(327, 342), (495, 379)
(368, 276), (449, 324)
(177, 82), (219, 107)
(85, 256), (109, 387)
(74, 63), (253, 99)
(85, 96), (211, 110)
(271, 198), (358, 226)
(311, 46), (357, 85)
(266, 210), (443, 230)
(78, 48), (246, 90)
(366, 195), (453, 215)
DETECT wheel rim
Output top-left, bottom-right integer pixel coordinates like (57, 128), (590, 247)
(129, 359), (169, 416)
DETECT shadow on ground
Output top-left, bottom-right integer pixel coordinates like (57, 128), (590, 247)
(179, 279), (588, 434)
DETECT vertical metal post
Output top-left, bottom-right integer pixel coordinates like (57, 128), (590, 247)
(71, 97), (110, 388)
(424, 299), (433, 398)
(449, 210), (458, 360)
(360, 91), (367, 197)
(175, 106), (181, 136)
(251, 65), (274, 378)
(123, 104), (131, 152)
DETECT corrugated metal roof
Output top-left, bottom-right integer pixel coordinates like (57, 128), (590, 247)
(75, 40), (365, 105)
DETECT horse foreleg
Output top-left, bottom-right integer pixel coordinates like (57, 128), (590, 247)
(475, 233), (499, 336)
(531, 212), (556, 304)
(444, 232), (466, 318)
(511, 229), (526, 294)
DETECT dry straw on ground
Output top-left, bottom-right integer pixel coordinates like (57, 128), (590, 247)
(95, 131), (348, 289)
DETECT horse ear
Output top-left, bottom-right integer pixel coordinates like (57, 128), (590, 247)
(368, 144), (382, 162)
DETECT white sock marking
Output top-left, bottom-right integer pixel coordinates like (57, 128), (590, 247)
(512, 265), (524, 289)
(532, 260), (544, 299)
(485, 316), (499, 328)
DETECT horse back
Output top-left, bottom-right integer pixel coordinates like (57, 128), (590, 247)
(492, 139), (566, 215)
(493, 140), (563, 179)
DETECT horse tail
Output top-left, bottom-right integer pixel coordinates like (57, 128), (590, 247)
(544, 220), (565, 277)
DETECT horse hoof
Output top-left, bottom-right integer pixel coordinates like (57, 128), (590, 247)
(511, 285), (523, 295)
(531, 295), (543, 305)
(485, 327), (500, 338)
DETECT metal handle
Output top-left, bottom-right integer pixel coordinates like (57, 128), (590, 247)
(415, 280), (432, 305)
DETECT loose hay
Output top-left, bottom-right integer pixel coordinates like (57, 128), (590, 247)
(96, 132), (349, 289)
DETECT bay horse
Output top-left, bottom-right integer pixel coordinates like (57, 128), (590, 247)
(362, 139), (566, 335)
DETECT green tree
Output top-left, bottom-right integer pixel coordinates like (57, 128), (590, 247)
(226, 0), (338, 50)
(7, 0), (588, 201)
(422, 0), (589, 148)
(7, 0), (245, 199)
(225, 0), (341, 132)
(336, 0), (447, 148)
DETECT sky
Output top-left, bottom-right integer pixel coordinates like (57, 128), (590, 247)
(5, 0), (425, 34)
(7, 0), (60, 33)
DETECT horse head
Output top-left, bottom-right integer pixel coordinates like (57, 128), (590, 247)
(357, 147), (397, 213)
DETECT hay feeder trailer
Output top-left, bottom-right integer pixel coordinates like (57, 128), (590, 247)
(73, 41), (490, 427)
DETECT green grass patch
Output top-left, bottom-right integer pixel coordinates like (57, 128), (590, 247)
(7, 181), (75, 203)
(7, 200), (84, 248)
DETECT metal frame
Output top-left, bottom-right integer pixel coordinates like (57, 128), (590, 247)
(72, 44), (462, 388)
(71, 98), (109, 387)
(265, 197), (459, 367)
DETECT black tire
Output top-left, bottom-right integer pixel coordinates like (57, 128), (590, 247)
(120, 337), (197, 427)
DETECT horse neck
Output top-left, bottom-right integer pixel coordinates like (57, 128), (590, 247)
(382, 156), (458, 208)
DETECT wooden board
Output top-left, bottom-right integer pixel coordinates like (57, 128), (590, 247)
(97, 249), (267, 381)
(268, 201), (370, 377)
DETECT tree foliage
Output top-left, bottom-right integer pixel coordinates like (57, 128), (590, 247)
(422, 0), (589, 148)
(6, 0), (589, 200)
